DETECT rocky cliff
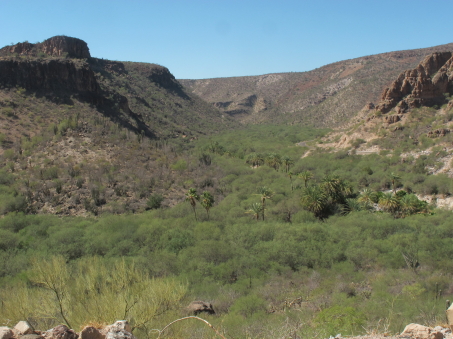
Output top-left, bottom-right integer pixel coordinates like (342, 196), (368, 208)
(376, 52), (453, 113)
(0, 35), (90, 58)
(0, 36), (234, 142)
(0, 58), (100, 99)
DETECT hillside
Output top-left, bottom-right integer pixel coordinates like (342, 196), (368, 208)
(0, 36), (236, 145)
(318, 52), (453, 160)
(179, 43), (453, 127)
(0, 36), (238, 215)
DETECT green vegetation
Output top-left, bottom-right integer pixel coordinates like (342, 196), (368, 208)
(1, 119), (453, 338)
(1, 55), (453, 337)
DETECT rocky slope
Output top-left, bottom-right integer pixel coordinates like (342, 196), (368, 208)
(314, 52), (453, 195)
(0, 36), (236, 216)
(180, 43), (453, 127)
(0, 36), (236, 143)
(376, 52), (453, 113)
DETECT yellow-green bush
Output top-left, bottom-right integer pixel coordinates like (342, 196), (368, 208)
(0, 256), (187, 334)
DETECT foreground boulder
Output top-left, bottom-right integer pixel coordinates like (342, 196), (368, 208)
(0, 327), (13, 339)
(186, 301), (215, 315)
(43, 325), (78, 339)
(104, 321), (135, 339)
(400, 323), (443, 339)
(79, 327), (104, 339)
(14, 321), (33, 336)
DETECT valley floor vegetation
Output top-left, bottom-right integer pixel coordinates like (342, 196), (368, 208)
(1, 118), (453, 338)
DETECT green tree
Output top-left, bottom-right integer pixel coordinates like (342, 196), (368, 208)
(301, 185), (328, 219)
(30, 256), (72, 328)
(200, 191), (215, 220)
(378, 192), (400, 214)
(281, 156), (294, 173)
(246, 202), (264, 221)
(185, 188), (200, 221)
(399, 194), (429, 217)
(257, 186), (273, 220)
(390, 172), (401, 194)
(357, 188), (374, 210)
(288, 171), (294, 191)
(321, 174), (344, 203)
(342, 198), (362, 215)
(265, 153), (282, 170)
(298, 170), (313, 188)
(245, 152), (264, 167)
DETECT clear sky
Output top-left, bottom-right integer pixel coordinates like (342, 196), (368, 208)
(1, 0), (453, 79)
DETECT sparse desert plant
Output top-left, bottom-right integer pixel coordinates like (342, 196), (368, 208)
(147, 193), (164, 210)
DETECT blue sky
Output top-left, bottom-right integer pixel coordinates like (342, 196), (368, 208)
(1, 0), (453, 79)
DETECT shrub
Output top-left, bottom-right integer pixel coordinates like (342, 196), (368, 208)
(230, 294), (267, 318)
(0, 256), (187, 332)
(41, 167), (59, 180)
(1, 107), (15, 117)
(314, 305), (366, 336)
(146, 194), (163, 210)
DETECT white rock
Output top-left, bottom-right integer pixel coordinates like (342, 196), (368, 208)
(401, 323), (443, 339)
(14, 321), (33, 335)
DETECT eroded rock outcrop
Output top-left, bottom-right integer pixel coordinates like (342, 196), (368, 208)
(428, 128), (450, 138)
(400, 323), (444, 339)
(0, 36), (90, 59)
(384, 114), (402, 124)
(41, 36), (90, 59)
(375, 52), (453, 113)
(0, 58), (100, 97)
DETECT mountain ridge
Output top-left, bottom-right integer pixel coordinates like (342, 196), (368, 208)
(179, 42), (453, 127)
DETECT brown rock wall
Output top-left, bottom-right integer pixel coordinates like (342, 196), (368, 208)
(0, 59), (100, 96)
(0, 36), (90, 59)
(41, 36), (90, 58)
(376, 52), (453, 113)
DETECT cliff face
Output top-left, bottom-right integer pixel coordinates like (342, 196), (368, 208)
(0, 58), (99, 96)
(41, 36), (91, 58)
(0, 36), (235, 140)
(0, 36), (90, 58)
(375, 52), (453, 113)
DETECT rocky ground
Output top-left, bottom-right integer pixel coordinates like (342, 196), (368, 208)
(1, 320), (452, 339)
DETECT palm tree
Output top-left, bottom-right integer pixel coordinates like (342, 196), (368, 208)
(378, 192), (400, 214)
(265, 153), (282, 170)
(288, 171), (294, 191)
(321, 175), (344, 203)
(298, 170), (313, 188)
(246, 203), (263, 220)
(257, 186), (273, 220)
(200, 191), (215, 220)
(246, 153), (264, 167)
(390, 172), (401, 194)
(398, 194), (431, 217)
(185, 188), (200, 221)
(281, 156), (294, 173)
(301, 185), (328, 219)
(342, 198), (362, 215)
(357, 188), (374, 210)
